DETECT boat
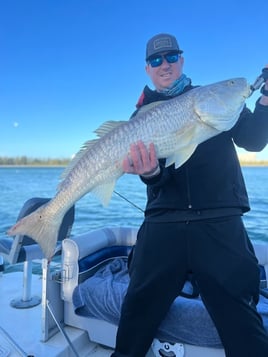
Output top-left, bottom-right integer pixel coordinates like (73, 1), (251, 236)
(0, 197), (268, 357)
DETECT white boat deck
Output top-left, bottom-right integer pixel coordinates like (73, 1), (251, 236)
(4, 230), (268, 356)
(0, 270), (226, 357)
(0, 271), (113, 357)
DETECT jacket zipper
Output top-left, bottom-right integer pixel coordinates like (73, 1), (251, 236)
(185, 167), (192, 209)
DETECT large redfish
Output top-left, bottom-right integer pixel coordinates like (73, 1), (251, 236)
(7, 78), (251, 260)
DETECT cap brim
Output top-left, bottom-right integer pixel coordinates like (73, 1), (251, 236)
(146, 49), (183, 61)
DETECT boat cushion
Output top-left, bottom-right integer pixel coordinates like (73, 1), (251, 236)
(72, 257), (268, 348)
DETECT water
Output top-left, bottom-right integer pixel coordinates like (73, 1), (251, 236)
(0, 166), (267, 244)
(240, 166), (268, 242)
(0, 167), (146, 239)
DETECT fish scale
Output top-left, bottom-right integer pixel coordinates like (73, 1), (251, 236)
(7, 78), (251, 259)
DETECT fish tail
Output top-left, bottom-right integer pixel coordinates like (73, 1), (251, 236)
(7, 202), (63, 260)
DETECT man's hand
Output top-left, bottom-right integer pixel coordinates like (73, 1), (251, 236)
(260, 64), (268, 106)
(122, 141), (160, 177)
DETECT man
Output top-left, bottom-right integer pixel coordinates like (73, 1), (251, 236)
(111, 33), (268, 357)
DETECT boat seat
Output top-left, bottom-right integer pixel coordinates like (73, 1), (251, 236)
(0, 197), (75, 308)
(61, 227), (137, 348)
(61, 229), (268, 351)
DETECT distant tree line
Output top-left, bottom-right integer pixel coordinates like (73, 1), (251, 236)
(0, 156), (267, 167)
(0, 156), (71, 166)
(239, 160), (268, 166)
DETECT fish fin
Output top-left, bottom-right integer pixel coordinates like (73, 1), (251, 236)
(7, 203), (62, 260)
(164, 124), (200, 168)
(165, 153), (179, 167)
(94, 121), (127, 137)
(165, 144), (197, 168)
(59, 139), (99, 186)
(137, 101), (165, 115)
(91, 180), (116, 207)
(61, 120), (128, 184)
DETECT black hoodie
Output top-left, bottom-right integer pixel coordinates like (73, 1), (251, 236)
(134, 84), (268, 221)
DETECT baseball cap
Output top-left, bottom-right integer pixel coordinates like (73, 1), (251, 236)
(146, 33), (183, 60)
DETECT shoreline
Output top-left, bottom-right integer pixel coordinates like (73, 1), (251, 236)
(0, 162), (268, 168)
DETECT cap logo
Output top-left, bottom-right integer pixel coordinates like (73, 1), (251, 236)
(153, 37), (173, 50)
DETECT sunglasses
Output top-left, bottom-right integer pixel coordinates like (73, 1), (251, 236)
(147, 53), (180, 68)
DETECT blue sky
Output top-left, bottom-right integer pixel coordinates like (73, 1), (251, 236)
(1, 0), (268, 160)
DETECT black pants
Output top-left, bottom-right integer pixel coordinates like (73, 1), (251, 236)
(111, 216), (268, 357)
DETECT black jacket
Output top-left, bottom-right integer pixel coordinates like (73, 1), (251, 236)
(135, 84), (268, 221)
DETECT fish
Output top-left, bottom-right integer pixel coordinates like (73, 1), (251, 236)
(7, 78), (251, 260)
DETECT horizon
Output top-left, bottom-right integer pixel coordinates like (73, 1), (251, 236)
(1, 154), (268, 166)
